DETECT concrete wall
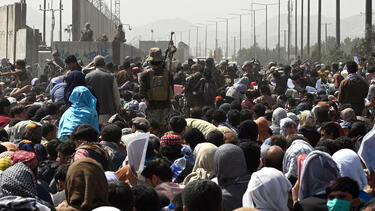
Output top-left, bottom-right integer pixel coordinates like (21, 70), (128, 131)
(72, 0), (116, 42)
(16, 27), (39, 66)
(0, 3), (26, 63)
(52, 41), (145, 66)
(176, 42), (190, 63)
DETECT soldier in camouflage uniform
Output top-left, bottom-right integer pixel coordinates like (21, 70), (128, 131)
(80, 23), (93, 41)
(139, 48), (174, 132)
(114, 24), (126, 43)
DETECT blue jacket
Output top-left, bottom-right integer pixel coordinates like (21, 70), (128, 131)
(58, 86), (99, 139)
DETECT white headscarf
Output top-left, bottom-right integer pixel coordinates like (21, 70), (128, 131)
(270, 108), (287, 135)
(332, 149), (367, 190)
(280, 117), (295, 137)
(283, 139), (314, 179)
(298, 151), (339, 200)
(358, 126), (375, 171)
(242, 167), (291, 211)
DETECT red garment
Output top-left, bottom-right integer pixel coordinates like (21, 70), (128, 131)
(11, 150), (38, 170)
(334, 122), (346, 137)
(0, 115), (11, 128)
(241, 100), (254, 110)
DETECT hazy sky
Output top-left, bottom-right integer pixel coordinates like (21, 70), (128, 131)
(119, 0), (369, 26)
(1, 0), (374, 53)
(1, 0), (371, 29)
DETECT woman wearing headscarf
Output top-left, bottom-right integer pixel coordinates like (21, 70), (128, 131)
(58, 86), (99, 142)
(293, 151), (340, 211)
(280, 117), (297, 138)
(283, 139), (314, 185)
(57, 158), (109, 211)
(238, 120), (258, 142)
(256, 117), (271, 142)
(183, 143), (217, 185)
(297, 110), (321, 147)
(270, 107), (287, 135)
(0, 162), (51, 210)
(213, 144), (251, 211)
(226, 77), (249, 102)
(64, 70), (87, 106)
(332, 149), (372, 202)
(242, 167), (292, 211)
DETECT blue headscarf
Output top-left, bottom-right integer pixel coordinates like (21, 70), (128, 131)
(64, 70), (87, 106)
(58, 86), (99, 139)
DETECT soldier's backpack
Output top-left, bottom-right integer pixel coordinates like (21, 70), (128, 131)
(147, 68), (171, 101)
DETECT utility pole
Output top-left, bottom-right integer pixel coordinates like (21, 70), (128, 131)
(196, 26), (199, 57)
(300, 0), (303, 59)
(233, 36), (236, 59)
(288, 0), (291, 61)
(323, 23), (332, 54)
(278, 0), (281, 62)
(188, 29), (191, 56)
(265, 5), (268, 57)
(307, 0), (310, 57)
(40, 0), (62, 46)
(59, 0), (62, 42)
(253, 11), (256, 49)
(252, 3), (277, 62)
(229, 13), (248, 52)
(43, 0), (46, 45)
(365, 0), (372, 41)
(205, 24), (208, 57)
(217, 18), (230, 59)
(239, 15), (242, 51)
(295, 0), (298, 58)
(336, 0), (340, 47)
(284, 30), (287, 52)
(318, 0), (322, 62)
(226, 18), (229, 59)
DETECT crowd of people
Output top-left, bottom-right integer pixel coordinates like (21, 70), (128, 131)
(0, 47), (375, 211)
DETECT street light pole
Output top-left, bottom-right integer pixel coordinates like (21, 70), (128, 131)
(278, 0), (281, 62)
(300, 0), (303, 59)
(336, 0), (340, 47)
(226, 18), (229, 59)
(43, 0), (46, 45)
(196, 26), (199, 57)
(217, 17), (230, 59)
(288, 0), (291, 61)
(318, 0), (322, 62)
(252, 3), (277, 61)
(307, 0), (310, 57)
(205, 24), (208, 57)
(295, 0), (298, 58)
(59, 0), (62, 42)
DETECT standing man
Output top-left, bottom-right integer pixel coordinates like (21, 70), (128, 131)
(338, 61), (369, 116)
(86, 56), (120, 124)
(80, 23), (93, 41)
(139, 48), (174, 132)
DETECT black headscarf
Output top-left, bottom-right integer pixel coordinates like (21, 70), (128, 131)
(238, 120), (258, 141)
(183, 128), (206, 151)
(64, 70), (87, 106)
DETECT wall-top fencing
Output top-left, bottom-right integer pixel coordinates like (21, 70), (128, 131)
(0, 2), (26, 63)
(72, 0), (116, 42)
